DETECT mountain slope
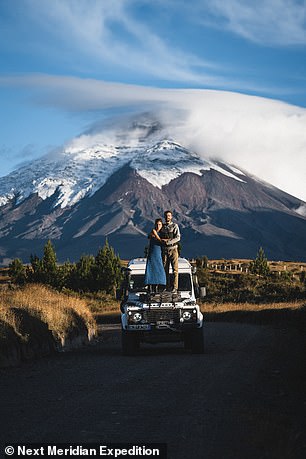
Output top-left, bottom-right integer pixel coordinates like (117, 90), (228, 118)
(0, 137), (305, 264)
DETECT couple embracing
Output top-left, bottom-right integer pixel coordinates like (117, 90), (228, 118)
(144, 210), (181, 293)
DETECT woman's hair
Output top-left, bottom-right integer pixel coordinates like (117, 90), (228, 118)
(155, 218), (163, 226)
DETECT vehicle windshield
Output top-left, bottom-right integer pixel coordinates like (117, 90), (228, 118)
(128, 273), (192, 292)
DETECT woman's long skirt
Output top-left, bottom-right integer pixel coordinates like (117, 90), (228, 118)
(144, 241), (166, 286)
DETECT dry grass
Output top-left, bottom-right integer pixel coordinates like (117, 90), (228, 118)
(201, 300), (305, 314)
(207, 258), (306, 273)
(86, 294), (306, 326)
(201, 300), (306, 327)
(84, 293), (121, 323)
(0, 284), (97, 344)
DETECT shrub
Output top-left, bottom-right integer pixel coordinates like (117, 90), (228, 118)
(249, 247), (270, 276)
(8, 259), (27, 285)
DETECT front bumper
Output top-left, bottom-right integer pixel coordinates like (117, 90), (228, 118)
(123, 307), (203, 332)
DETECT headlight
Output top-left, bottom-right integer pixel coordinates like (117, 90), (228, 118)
(181, 309), (197, 322)
(128, 311), (143, 323)
(182, 311), (192, 321)
(133, 312), (142, 322)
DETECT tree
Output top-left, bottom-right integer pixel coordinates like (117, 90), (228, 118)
(93, 240), (122, 295)
(28, 254), (43, 283)
(28, 241), (58, 286)
(249, 247), (270, 276)
(56, 261), (76, 290)
(42, 241), (57, 273)
(8, 259), (27, 285)
(73, 254), (96, 291)
(42, 240), (58, 285)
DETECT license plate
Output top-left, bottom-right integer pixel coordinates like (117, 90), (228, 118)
(128, 324), (151, 330)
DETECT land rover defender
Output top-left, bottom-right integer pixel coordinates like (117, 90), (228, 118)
(120, 257), (205, 355)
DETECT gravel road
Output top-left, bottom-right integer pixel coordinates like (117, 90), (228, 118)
(0, 321), (305, 459)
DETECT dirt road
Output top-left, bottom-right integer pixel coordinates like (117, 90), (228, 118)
(0, 321), (305, 459)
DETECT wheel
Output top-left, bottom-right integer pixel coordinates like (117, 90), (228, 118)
(121, 330), (140, 356)
(191, 328), (204, 354)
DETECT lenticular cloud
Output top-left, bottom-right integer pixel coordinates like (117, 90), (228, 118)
(65, 88), (306, 202)
(3, 75), (306, 201)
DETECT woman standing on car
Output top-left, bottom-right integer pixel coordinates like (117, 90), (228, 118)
(144, 218), (166, 292)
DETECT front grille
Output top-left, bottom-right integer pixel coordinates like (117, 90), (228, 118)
(143, 308), (180, 324)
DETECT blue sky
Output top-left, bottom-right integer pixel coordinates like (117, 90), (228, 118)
(0, 0), (306, 198)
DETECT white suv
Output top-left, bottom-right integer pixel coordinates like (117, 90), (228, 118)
(120, 257), (205, 355)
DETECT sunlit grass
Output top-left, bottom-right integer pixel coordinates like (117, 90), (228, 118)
(201, 300), (305, 314)
(0, 284), (97, 344)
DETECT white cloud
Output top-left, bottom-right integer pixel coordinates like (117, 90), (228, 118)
(3, 0), (303, 94)
(1, 73), (306, 202)
(24, 0), (217, 84)
(200, 0), (306, 46)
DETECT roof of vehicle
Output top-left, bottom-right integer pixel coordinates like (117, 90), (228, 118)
(127, 257), (192, 273)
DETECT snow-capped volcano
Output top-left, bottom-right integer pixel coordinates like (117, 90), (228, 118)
(0, 137), (245, 209)
(0, 117), (306, 264)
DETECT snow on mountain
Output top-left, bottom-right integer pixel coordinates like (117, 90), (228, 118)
(0, 136), (246, 209)
(1, 116), (306, 264)
(132, 140), (245, 188)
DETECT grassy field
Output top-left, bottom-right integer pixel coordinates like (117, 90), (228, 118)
(207, 258), (306, 272)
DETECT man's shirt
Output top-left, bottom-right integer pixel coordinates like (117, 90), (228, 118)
(161, 221), (181, 246)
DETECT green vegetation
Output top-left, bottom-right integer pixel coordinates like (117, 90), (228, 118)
(249, 247), (270, 276)
(7, 245), (306, 306)
(7, 259), (27, 285)
(195, 249), (306, 303)
(9, 239), (123, 296)
(196, 270), (305, 303)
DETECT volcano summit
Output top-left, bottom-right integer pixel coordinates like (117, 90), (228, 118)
(0, 119), (305, 264)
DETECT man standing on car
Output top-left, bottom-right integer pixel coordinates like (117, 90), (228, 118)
(160, 210), (181, 292)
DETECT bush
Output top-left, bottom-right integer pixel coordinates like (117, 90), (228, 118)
(195, 266), (305, 303)
(249, 247), (270, 276)
(8, 259), (27, 285)
(9, 240), (123, 297)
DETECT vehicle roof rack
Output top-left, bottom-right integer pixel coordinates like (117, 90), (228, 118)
(139, 291), (182, 308)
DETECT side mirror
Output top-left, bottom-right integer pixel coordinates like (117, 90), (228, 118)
(199, 287), (206, 299)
